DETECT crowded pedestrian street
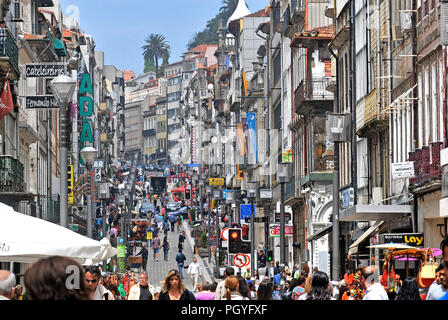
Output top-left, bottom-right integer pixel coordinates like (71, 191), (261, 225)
(1, 0), (448, 310)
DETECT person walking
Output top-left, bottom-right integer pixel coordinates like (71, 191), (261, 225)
(176, 215), (182, 232)
(152, 234), (161, 261)
(299, 271), (334, 300)
(128, 272), (155, 300)
(84, 265), (114, 300)
(158, 269), (195, 300)
(175, 249), (187, 279)
(178, 231), (186, 250)
(24, 256), (91, 300)
(396, 277), (421, 300)
(163, 219), (169, 237)
(162, 237), (170, 261)
(0, 270), (16, 300)
(136, 243), (149, 271)
(256, 279), (274, 300)
(187, 257), (202, 292)
(169, 213), (176, 231)
(427, 264), (447, 300)
(361, 266), (389, 300)
(195, 282), (215, 300)
(215, 267), (235, 300)
(224, 276), (249, 300)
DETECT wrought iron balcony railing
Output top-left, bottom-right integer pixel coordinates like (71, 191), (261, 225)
(0, 28), (19, 73)
(0, 156), (24, 193)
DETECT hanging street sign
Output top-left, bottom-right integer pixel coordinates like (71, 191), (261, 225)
(26, 96), (58, 109)
(260, 189), (272, 199)
(209, 178), (225, 186)
(25, 63), (65, 78)
(269, 224), (293, 237)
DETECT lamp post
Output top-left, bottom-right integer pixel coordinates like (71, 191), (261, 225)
(277, 163), (290, 268)
(50, 75), (77, 229)
(247, 182), (259, 275)
(80, 146), (97, 238)
(206, 185), (212, 263)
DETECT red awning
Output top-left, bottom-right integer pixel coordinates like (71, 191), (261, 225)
(171, 186), (196, 193)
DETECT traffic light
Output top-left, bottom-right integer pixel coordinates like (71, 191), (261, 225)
(266, 250), (273, 262)
(185, 187), (191, 200)
(68, 165), (74, 205)
(238, 170), (244, 180)
(228, 228), (251, 254)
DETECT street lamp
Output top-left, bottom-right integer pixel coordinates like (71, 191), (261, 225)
(206, 185), (212, 263)
(80, 146), (97, 238)
(50, 75), (77, 229)
(247, 182), (259, 275)
(277, 163), (290, 269)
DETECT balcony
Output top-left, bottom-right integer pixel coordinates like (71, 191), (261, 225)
(294, 78), (335, 116)
(284, 179), (303, 207)
(0, 28), (19, 80)
(282, 5), (295, 38)
(291, 0), (305, 25)
(409, 142), (442, 190)
(356, 89), (389, 137)
(142, 129), (156, 137)
(0, 156), (24, 193)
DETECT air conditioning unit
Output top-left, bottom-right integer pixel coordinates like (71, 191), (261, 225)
(12, 1), (24, 22)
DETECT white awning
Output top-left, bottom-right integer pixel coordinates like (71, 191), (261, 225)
(340, 204), (413, 222)
(348, 221), (384, 255)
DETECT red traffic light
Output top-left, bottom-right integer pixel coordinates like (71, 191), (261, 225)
(230, 231), (239, 240)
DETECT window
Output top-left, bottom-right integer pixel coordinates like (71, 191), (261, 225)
(168, 92), (181, 102)
(273, 50), (281, 86)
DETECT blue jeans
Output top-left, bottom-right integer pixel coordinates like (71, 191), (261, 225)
(178, 263), (184, 279)
(164, 248), (169, 260)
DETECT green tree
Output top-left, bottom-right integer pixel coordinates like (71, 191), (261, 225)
(158, 47), (170, 78)
(142, 34), (171, 75)
(187, 0), (248, 51)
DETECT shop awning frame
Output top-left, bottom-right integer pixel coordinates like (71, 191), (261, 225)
(340, 204), (413, 222)
(348, 221), (385, 255)
(307, 223), (333, 242)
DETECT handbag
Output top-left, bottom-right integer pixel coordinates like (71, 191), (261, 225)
(418, 250), (438, 288)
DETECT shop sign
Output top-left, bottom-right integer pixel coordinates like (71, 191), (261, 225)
(282, 149), (293, 163)
(391, 162), (415, 180)
(382, 233), (424, 247)
(26, 96), (58, 109)
(79, 73), (94, 143)
(117, 245), (126, 258)
(269, 224), (293, 237)
(209, 178), (224, 186)
(25, 63), (65, 78)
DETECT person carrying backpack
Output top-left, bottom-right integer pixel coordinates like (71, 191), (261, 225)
(169, 214), (176, 232)
(163, 220), (169, 237)
(175, 249), (187, 279)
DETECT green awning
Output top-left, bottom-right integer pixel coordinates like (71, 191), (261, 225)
(53, 38), (67, 57)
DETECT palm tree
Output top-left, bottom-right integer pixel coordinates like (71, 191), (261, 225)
(219, 0), (246, 20)
(142, 34), (171, 75)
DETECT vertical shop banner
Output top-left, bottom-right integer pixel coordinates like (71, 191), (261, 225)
(236, 123), (246, 156)
(0, 80), (14, 120)
(247, 113), (258, 164)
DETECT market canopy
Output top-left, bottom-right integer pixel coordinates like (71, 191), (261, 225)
(0, 203), (119, 265)
(366, 243), (416, 250)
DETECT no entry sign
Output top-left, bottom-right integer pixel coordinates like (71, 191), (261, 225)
(221, 227), (229, 241)
(233, 254), (250, 268)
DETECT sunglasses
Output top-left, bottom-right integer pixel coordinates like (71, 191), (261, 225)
(86, 279), (98, 284)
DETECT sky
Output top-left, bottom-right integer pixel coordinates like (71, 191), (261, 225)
(59, 0), (268, 76)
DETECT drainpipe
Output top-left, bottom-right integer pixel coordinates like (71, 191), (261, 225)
(350, 0), (358, 204)
(387, 0), (393, 200)
(329, 46), (340, 281)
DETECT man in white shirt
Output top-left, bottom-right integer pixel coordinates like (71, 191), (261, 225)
(187, 257), (202, 292)
(426, 264), (447, 300)
(0, 270), (15, 300)
(361, 266), (389, 300)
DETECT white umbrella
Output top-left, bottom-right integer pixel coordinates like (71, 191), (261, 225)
(0, 203), (119, 265)
(367, 243), (416, 250)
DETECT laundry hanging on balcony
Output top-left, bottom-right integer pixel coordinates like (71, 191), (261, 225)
(0, 79), (13, 120)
